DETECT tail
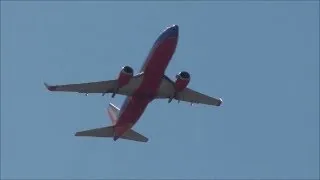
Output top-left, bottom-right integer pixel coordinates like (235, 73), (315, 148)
(75, 126), (148, 142)
(74, 102), (148, 142)
(107, 103), (120, 125)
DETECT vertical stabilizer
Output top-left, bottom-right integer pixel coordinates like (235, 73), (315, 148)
(107, 103), (120, 125)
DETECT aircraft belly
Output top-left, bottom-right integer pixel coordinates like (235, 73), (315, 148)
(145, 38), (177, 75)
(117, 98), (149, 125)
(114, 32), (178, 138)
(135, 38), (178, 99)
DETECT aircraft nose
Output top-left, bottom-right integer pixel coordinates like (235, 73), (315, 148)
(154, 24), (179, 45)
(169, 24), (179, 33)
(171, 24), (179, 30)
(167, 24), (179, 37)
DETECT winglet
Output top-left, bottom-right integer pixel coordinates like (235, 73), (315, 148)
(217, 98), (223, 106)
(44, 82), (56, 91)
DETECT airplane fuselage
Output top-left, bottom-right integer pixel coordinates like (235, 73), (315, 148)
(113, 25), (179, 139)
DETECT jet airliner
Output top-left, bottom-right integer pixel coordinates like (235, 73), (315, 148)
(45, 24), (223, 142)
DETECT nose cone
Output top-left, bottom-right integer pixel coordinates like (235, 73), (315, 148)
(153, 24), (179, 47)
(170, 24), (179, 32)
(165, 24), (179, 38)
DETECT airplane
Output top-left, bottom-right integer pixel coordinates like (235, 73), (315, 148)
(44, 24), (223, 143)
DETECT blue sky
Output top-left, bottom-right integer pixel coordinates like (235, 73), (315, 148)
(1, 2), (319, 179)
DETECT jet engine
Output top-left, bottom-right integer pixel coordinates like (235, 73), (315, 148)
(168, 71), (190, 103)
(111, 66), (134, 98)
(174, 71), (190, 92)
(118, 66), (134, 86)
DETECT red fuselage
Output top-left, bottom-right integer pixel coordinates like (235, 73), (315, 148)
(113, 25), (179, 139)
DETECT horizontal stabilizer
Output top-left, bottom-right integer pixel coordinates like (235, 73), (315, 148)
(121, 129), (148, 142)
(75, 126), (148, 143)
(75, 126), (114, 137)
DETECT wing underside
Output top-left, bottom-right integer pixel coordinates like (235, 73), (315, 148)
(44, 73), (144, 96)
(156, 75), (223, 106)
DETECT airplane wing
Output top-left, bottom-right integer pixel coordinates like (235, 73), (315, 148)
(44, 80), (117, 93)
(175, 88), (223, 106)
(156, 75), (223, 106)
(44, 73), (144, 96)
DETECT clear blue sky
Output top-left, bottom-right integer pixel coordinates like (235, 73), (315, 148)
(1, 2), (319, 179)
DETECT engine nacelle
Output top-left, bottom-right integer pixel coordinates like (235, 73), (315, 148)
(174, 71), (190, 92)
(110, 66), (134, 98)
(118, 66), (134, 87)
